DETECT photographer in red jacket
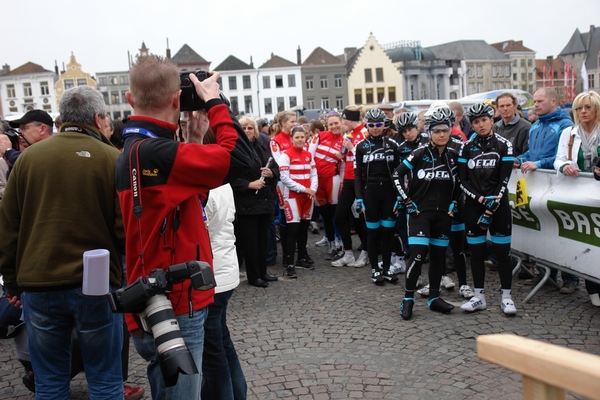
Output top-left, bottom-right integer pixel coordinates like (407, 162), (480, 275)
(115, 55), (253, 400)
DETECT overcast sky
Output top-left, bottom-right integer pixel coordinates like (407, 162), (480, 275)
(3, 0), (599, 75)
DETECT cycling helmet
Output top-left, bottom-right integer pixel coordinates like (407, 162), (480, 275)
(466, 103), (495, 122)
(395, 112), (418, 132)
(384, 118), (393, 130)
(364, 108), (386, 123)
(426, 108), (454, 131)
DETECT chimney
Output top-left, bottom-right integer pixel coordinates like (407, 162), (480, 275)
(1, 64), (9, 74)
(166, 38), (171, 59)
(54, 60), (59, 75)
(250, 56), (254, 68)
(62, 61), (66, 74)
(297, 46), (301, 65)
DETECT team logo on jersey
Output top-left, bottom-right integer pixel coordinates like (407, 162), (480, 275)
(422, 155), (436, 164)
(467, 152), (500, 169)
(305, 157), (310, 161)
(417, 165), (451, 180)
(363, 153), (394, 162)
(271, 142), (278, 152)
(311, 136), (319, 144)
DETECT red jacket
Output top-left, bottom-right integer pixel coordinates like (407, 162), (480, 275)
(342, 124), (368, 180)
(308, 130), (344, 178)
(116, 100), (253, 331)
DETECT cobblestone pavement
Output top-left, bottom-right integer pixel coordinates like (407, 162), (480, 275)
(1, 235), (599, 399)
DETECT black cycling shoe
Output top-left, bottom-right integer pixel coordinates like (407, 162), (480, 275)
(400, 298), (414, 320)
(428, 297), (454, 313)
(383, 270), (399, 283)
(371, 269), (384, 285)
(295, 259), (314, 270)
(305, 254), (314, 264)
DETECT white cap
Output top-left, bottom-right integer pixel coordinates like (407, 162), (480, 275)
(424, 101), (449, 117)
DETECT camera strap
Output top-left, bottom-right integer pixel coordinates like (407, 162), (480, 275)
(128, 139), (149, 268)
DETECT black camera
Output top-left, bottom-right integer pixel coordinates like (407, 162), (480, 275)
(107, 260), (216, 386)
(179, 69), (230, 111)
(2, 129), (20, 151)
(593, 156), (600, 168)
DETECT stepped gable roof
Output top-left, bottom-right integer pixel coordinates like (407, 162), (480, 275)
(491, 40), (534, 53)
(559, 28), (587, 56)
(341, 47), (362, 74)
(5, 62), (52, 76)
(426, 40), (507, 60)
(172, 44), (208, 64)
(302, 47), (343, 66)
(259, 54), (296, 69)
(214, 55), (253, 71)
(385, 46), (437, 62)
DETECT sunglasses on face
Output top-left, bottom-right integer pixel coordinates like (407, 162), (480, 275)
(367, 122), (384, 128)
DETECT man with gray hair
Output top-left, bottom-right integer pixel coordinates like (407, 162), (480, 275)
(0, 85), (125, 399)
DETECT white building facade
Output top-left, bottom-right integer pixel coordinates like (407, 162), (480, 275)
(0, 62), (58, 118)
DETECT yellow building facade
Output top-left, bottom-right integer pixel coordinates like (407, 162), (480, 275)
(54, 53), (97, 106)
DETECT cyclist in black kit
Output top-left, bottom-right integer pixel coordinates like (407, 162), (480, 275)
(458, 103), (516, 315)
(354, 108), (401, 285)
(393, 109), (460, 320)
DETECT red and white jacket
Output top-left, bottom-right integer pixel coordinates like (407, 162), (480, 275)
(270, 131), (293, 165)
(342, 124), (368, 181)
(279, 147), (318, 199)
(308, 130), (344, 179)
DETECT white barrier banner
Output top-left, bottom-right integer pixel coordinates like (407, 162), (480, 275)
(508, 169), (600, 279)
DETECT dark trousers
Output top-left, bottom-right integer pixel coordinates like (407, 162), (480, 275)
(235, 214), (269, 282)
(202, 290), (247, 400)
(335, 179), (366, 250)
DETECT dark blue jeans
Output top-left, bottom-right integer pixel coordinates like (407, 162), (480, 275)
(22, 289), (123, 400)
(202, 289), (247, 400)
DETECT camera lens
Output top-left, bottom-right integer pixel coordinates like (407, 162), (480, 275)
(182, 78), (190, 86)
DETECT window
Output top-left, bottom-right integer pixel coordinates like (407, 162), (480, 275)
(521, 59), (525, 67)
(102, 92), (109, 104)
(410, 84), (415, 100)
(528, 59), (533, 67)
(492, 82), (497, 90)
(334, 74), (342, 88)
(23, 82), (32, 96)
(467, 67), (473, 78)
(99, 77), (108, 86)
(521, 84), (527, 91)
(321, 98), (329, 109)
(42, 104), (52, 111)
(335, 96), (343, 109)
(123, 110), (131, 118)
(437, 83), (440, 98)
(277, 97), (285, 112)
(354, 89), (362, 105)
(505, 66), (510, 76)
(468, 83), (474, 95)
(521, 73), (526, 81)
(217, 77), (223, 89)
(64, 79), (74, 90)
(264, 98), (272, 114)
(119, 75), (129, 84)
(244, 96), (252, 113)
(289, 96), (297, 109)
(366, 88), (373, 104)
(476, 65), (482, 78)
(109, 76), (118, 85)
(477, 83), (483, 93)
(121, 90), (127, 103)
(229, 76), (237, 91)
(230, 96), (239, 114)
(242, 75), (251, 89)
(376, 68), (384, 82)
(529, 85), (534, 93)
(40, 82), (50, 95)
(6, 84), (15, 98)
(388, 87), (396, 102)
(307, 97), (315, 109)
(9, 107), (17, 113)
(288, 74), (296, 87)
(364, 69), (372, 83)
(377, 87), (385, 103)
(111, 91), (120, 104)
(305, 76), (313, 90)
(114, 111), (122, 119)
(492, 66), (497, 77)
(77, 78), (87, 86)
(590, 74), (596, 89)
(513, 60), (517, 66)
(420, 83), (427, 99)
(513, 73), (517, 81)
(275, 75), (283, 88)
(320, 76), (328, 89)
(528, 73), (533, 81)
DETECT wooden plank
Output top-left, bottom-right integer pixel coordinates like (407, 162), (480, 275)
(522, 375), (566, 400)
(477, 334), (600, 400)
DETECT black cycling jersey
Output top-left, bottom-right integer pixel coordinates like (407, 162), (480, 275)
(394, 143), (459, 212)
(458, 133), (514, 201)
(354, 134), (400, 198)
(397, 133), (430, 161)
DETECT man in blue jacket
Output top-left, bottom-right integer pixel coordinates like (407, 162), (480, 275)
(516, 87), (579, 294)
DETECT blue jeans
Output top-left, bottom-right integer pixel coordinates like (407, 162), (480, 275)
(132, 306), (208, 400)
(22, 289), (123, 400)
(202, 290), (247, 400)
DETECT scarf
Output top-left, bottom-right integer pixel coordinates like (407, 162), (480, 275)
(578, 124), (600, 171)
